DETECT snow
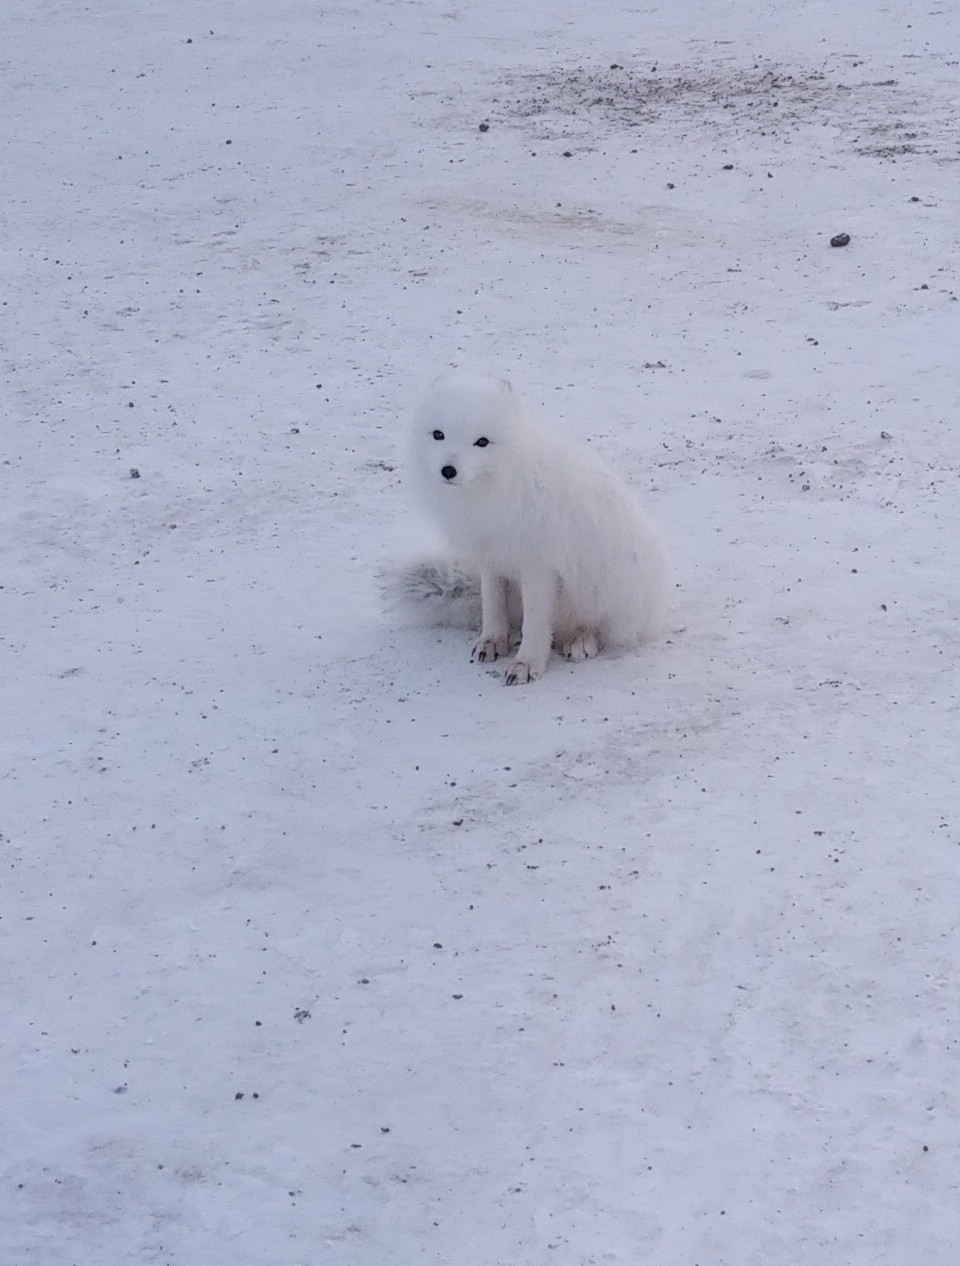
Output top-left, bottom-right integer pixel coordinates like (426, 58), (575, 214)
(2, 0), (959, 1262)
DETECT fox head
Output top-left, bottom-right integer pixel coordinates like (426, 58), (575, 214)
(411, 374), (520, 490)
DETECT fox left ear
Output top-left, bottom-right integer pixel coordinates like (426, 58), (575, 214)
(499, 379), (513, 394)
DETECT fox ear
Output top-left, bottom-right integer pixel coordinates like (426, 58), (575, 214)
(498, 378), (513, 394)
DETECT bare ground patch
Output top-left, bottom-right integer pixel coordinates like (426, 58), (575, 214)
(491, 56), (955, 161)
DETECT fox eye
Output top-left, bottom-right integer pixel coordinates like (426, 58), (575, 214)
(432, 429), (444, 441)
(474, 437), (489, 448)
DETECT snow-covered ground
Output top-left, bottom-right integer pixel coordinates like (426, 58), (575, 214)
(3, 1), (959, 1261)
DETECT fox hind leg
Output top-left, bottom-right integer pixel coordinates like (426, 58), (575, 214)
(558, 629), (599, 662)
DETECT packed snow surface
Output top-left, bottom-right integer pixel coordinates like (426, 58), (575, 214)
(2, 1), (958, 1262)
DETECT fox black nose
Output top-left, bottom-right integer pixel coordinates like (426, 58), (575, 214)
(441, 465), (457, 481)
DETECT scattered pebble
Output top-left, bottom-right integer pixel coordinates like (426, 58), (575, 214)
(478, 122), (489, 133)
(830, 232), (851, 247)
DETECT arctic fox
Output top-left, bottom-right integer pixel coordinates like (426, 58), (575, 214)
(390, 373), (669, 684)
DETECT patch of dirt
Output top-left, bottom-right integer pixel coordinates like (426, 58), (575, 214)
(492, 57), (951, 161)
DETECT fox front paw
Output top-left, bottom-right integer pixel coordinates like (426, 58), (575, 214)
(472, 634), (510, 664)
(503, 657), (545, 686)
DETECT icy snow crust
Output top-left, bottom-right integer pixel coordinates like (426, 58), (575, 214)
(2, 1), (959, 1262)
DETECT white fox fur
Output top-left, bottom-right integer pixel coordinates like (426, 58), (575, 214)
(389, 373), (670, 684)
